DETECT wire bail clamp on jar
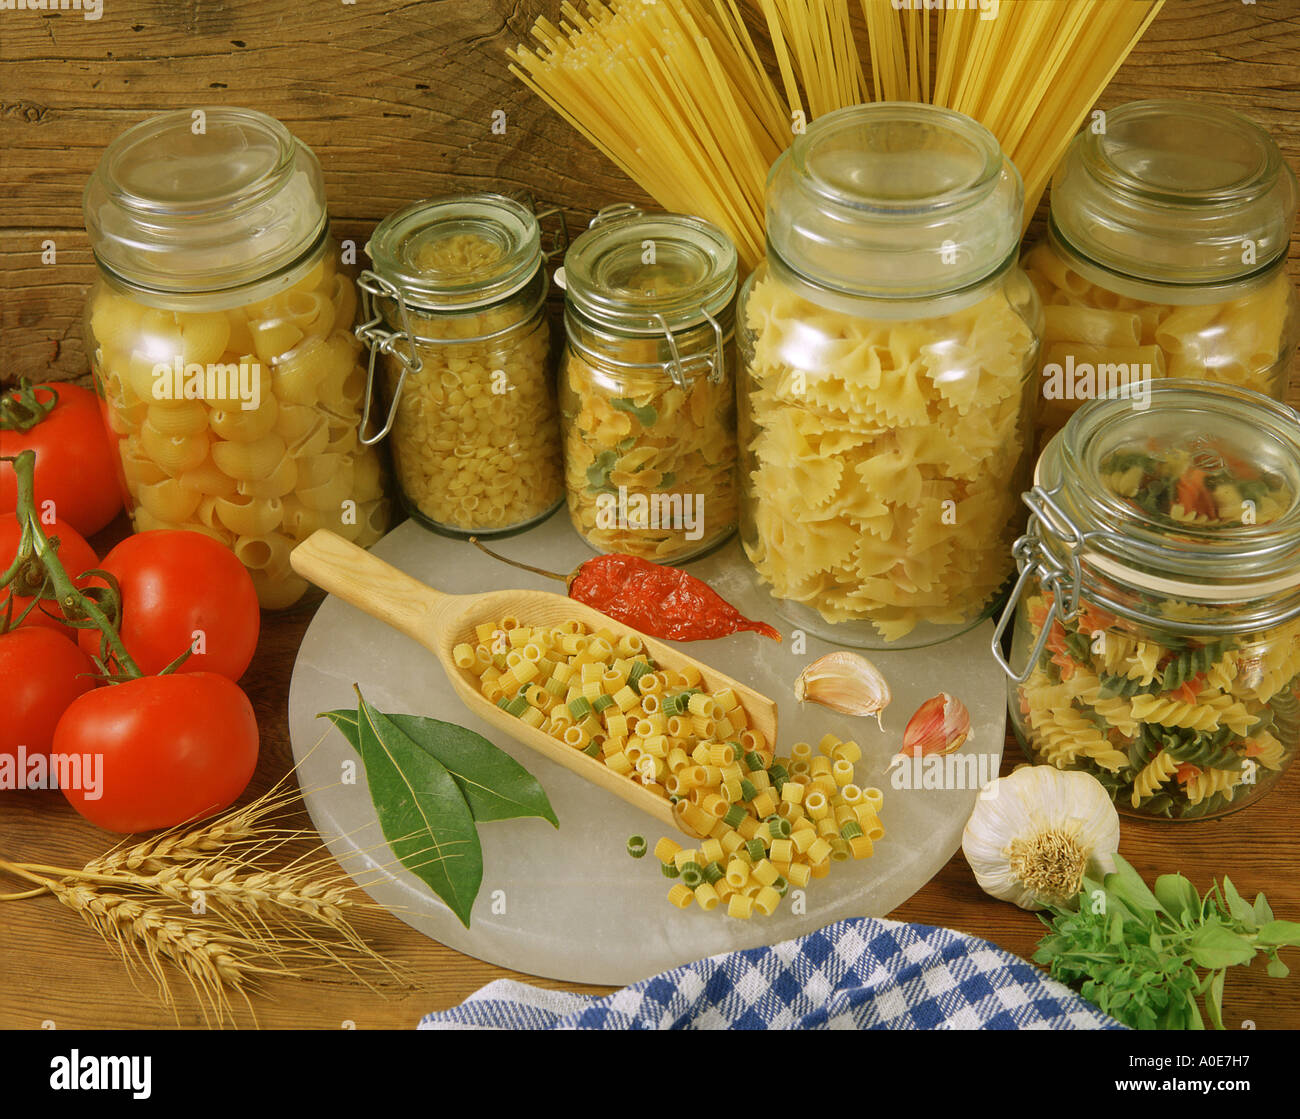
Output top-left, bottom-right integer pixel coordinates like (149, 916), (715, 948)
(355, 270), (424, 447)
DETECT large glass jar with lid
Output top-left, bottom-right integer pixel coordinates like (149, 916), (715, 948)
(997, 381), (1300, 820)
(738, 103), (1042, 648)
(359, 194), (564, 538)
(559, 207), (739, 563)
(83, 107), (390, 610)
(1024, 100), (1299, 453)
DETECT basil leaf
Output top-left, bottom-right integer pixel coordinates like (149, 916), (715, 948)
(1267, 955), (1291, 980)
(1221, 876), (1257, 930)
(323, 708), (557, 827)
(1205, 969), (1226, 1031)
(1154, 873), (1200, 925)
(1186, 923), (1256, 969)
(1256, 919), (1300, 947)
(353, 692), (483, 928)
(611, 397), (658, 427)
(1104, 854), (1165, 917)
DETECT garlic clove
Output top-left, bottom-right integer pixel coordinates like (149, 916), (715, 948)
(899, 693), (971, 757)
(793, 651), (891, 729)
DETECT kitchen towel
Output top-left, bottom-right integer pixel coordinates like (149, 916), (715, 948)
(417, 916), (1120, 1030)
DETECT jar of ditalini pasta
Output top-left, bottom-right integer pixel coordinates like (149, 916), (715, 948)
(358, 194), (565, 537)
(995, 381), (1300, 820)
(1024, 100), (1299, 454)
(559, 207), (739, 562)
(738, 104), (1041, 647)
(83, 108), (390, 609)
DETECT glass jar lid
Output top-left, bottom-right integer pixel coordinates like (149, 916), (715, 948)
(366, 193), (543, 311)
(1038, 381), (1300, 614)
(561, 209), (737, 335)
(1049, 100), (1298, 288)
(765, 103), (1022, 302)
(83, 107), (328, 296)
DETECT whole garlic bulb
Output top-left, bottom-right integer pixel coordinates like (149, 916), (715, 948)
(961, 766), (1120, 911)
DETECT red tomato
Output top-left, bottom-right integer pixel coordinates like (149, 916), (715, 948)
(55, 672), (259, 833)
(78, 530), (260, 680)
(0, 382), (123, 537)
(0, 627), (97, 763)
(0, 513), (100, 637)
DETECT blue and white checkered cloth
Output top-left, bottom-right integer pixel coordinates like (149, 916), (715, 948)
(418, 917), (1121, 1030)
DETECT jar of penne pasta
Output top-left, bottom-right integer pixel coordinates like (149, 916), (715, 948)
(83, 107), (391, 609)
(995, 381), (1300, 820)
(558, 207), (739, 563)
(1024, 100), (1299, 456)
(358, 194), (566, 537)
(738, 104), (1041, 647)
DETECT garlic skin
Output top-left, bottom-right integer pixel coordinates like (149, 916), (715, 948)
(793, 651), (891, 729)
(962, 766), (1120, 911)
(900, 693), (971, 756)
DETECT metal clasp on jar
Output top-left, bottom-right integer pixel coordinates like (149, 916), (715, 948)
(355, 271), (425, 446)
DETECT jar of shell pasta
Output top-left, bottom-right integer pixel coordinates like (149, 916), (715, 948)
(558, 207), (739, 563)
(1023, 100), (1299, 455)
(995, 381), (1300, 820)
(358, 194), (565, 537)
(738, 104), (1042, 647)
(83, 107), (390, 609)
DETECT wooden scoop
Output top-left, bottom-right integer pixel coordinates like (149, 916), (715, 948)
(290, 530), (779, 833)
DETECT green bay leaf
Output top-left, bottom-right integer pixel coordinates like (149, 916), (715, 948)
(353, 692), (483, 928)
(322, 708), (557, 827)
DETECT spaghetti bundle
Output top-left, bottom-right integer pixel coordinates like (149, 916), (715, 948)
(509, 0), (1165, 255)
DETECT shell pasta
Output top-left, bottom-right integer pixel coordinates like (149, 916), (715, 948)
(87, 244), (391, 609)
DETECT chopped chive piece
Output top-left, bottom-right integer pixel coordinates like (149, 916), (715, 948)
(740, 779), (758, 801)
(702, 862), (724, 885)
(745, 839), (766, 862)
(504, 697), (528, 717)
(840, 821), (863, 840)
(626, 835), (648, 859)
(743, 751), (764, 772)
(592, 693), (615, 713)
(661, 861), (680, 878)
(568, 696), (593, 719)
(773, 876), (788, 897)
(723, 805), (746, 828)
(582, 741), (602, 758)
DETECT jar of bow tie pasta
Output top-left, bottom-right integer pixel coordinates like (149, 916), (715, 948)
(558, 207), (739, 563)
(1023, 100), (1299, 455)
(83, 107), (390, 609)
(738, 104), (1041, 647)
(995, 381), (1300, 820)
(358, 194), (565, 537)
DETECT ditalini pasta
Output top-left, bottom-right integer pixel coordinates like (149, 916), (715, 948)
(374, 225), (565, 535)
(458, 618), (883, 917)
(740, 270), (1037, 642)
(1013, 444), (1299, 819)
(87, 247), (390, 609)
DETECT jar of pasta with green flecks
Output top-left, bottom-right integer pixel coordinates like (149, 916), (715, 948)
(358, 194), (566, 538)
(994, 380), (1300, 820)
(738, 104), (1042, 648)
(558, 207), (739, 563)
(1023, 100), (1299, 458)
(83, 107), (391, 610)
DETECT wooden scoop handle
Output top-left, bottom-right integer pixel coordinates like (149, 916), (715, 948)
(290, 530), (452, 645)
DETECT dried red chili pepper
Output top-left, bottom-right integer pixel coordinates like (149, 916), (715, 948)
(470, 539), (780, 643)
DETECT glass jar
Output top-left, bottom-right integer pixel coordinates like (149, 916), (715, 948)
(996, 381), (1300, 820)
(559, 207), (739, 562)
(1023, 100), (1299, 454)
(83, 107), (390, 610)
(738, 103), (1041, 648)
(358, 194), (565, 537)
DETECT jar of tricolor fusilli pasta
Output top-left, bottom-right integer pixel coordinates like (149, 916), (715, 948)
(1023, 100), (1299, 457)
(558, 207), (739, 563)
(83, 108), (390, 609)
(738, 104), (1042, 647)
(994, 381), (1300, 820)
(359, 194), (565, 537)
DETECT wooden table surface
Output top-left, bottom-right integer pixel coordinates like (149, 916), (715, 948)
(2, 1), (1300, 1031)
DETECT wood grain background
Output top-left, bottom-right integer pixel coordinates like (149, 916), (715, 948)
(2, 0), (1300, 1031)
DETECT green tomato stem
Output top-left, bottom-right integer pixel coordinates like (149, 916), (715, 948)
(1, 449), (141, 678)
